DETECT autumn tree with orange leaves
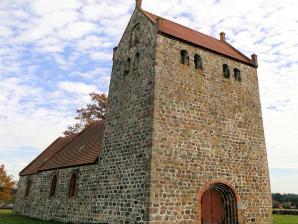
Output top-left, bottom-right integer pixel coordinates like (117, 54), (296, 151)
(0, 164), (15, 206)
(64, 93), (107, 136)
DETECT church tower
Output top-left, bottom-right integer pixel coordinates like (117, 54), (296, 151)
(103, 0), (272, 223)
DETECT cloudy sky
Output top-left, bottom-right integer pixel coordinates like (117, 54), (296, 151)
(0, 0), (297, 193)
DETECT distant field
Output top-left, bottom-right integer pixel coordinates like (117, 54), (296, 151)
(1, 209), (298, 223)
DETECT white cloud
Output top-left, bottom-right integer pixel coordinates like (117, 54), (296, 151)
(0, 0), (298, 193)
(89, 51), (112, 60)
(31, 0), (82, 15)
(58, 81), (99, 94)
(77, 35), (113, 51)
(58, 21), (97, 40)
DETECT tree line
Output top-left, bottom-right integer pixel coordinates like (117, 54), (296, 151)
(272, 193), (298, 209)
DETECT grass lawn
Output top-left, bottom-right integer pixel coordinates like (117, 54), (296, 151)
(0, 209), (63, 224)
(273, 214), (298, 224)
(1, 209), (298, 224)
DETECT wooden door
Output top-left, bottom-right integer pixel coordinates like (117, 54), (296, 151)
(201, 189), (224, 224)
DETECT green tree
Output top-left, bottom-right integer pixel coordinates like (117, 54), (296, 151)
(64, 93), (107, 136)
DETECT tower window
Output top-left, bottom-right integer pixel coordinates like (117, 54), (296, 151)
(234, 68), (241, 82)
(50, 174), (57, 197)
(25, 179), (32, 197)
(125, 58), (131, 74)
(133, 53), (140, 70)
(180, 50), (189, 65)
(131, 23), (140, 47)
(194, 54), (203, 69)
(223, 64), (230, 78)
(68, 173), (77, 197)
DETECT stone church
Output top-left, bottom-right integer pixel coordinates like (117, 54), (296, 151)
(14, 0), (272, 223)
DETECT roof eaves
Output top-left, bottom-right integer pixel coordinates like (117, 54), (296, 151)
(37, 161), (98, 173)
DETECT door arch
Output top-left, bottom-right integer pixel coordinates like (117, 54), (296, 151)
(200, 183), (238, 224)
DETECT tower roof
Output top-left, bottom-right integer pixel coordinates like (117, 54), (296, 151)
(142, 10), (255, 66)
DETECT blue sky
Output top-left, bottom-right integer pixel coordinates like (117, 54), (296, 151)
(0, 0), (297, 193)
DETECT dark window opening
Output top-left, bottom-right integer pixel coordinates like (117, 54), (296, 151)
(69, 173), (77, 197)
(50, 175), (57, 197)
(234, 68), (241, 82)
(25, 179), (32, 197)
(180, 50), (189, 65)
(223, 64), (230, 78)
(194, 54), (203, 69)
(125, 58), (131, 74)
(131, 24), (140, 47)
(133, 53), (140, 70)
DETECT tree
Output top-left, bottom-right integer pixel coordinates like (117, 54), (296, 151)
(64, 92), (107, 136)
(0, 164), (15, 207)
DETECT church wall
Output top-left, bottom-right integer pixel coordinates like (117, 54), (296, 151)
(149, 34), (272, 224)
(14, 7), (272, 224)
(15, 8), (157, 224)
(92, 9), (156, 223)
(14, 165), (100, 223)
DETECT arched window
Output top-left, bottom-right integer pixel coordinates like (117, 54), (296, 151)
(50, 174), (57, 197)
(234, 68), (241, 82)
(223, 64), (230, 78)
(25, 179), (32, 197)
(125, 58), (131, 74)
(131, 23), (140, 47)
(68, 173), (77, 197)
(180, 50), (189, 65)
(133, 53), (140, 70)
(194, 54), (203, 69)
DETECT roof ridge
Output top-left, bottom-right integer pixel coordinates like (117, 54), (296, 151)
(142, 10), (254, 66)
(143, 10), (223, 43)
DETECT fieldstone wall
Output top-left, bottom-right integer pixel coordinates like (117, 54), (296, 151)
(14, 7), (272, 224)
(15, 8), (157, 224)
(149, 34), (272, 224)
(92, 8), (156, 224)
(14, 165), (99, 223)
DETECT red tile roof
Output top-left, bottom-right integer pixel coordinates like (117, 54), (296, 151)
(20, 121), (105, 176)
(19, 135), (76, 176)
(38, 121), (105, 171)
(142, 10), (255, 66)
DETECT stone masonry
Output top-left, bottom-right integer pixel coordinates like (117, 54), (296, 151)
(14, 2), (272, 224)
(149, 35), (272, 223)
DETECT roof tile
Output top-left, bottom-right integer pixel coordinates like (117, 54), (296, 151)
(38, 121), (105, 171)
(142, 10), (254, 66)
(19, 135), (76, 176)
(20, 121), (105, 176)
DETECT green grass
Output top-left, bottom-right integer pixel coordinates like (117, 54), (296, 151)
(1, 209), (298, 223)
(273, 214), (298, 224)
(0, 209), (64, 224)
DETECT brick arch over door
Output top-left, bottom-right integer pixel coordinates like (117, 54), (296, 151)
(197, 180), (242, 224)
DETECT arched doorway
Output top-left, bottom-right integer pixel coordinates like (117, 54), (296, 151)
(201, 183), (238, 224)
